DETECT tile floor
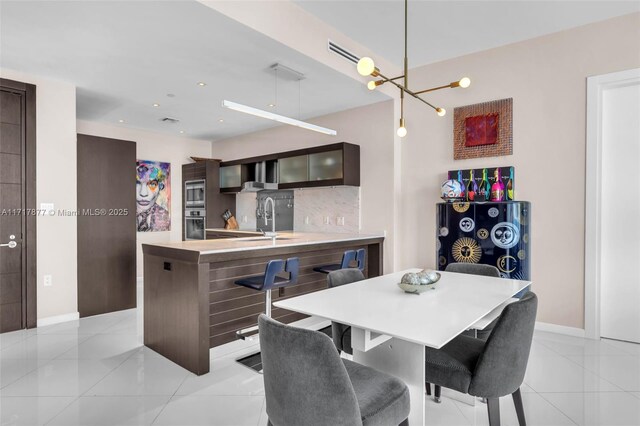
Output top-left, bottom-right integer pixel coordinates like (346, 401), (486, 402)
(1, 307), (639, 426)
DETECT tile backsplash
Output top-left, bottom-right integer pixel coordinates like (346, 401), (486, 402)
(293, 187), (360, 233)
(234, 186), (360, 233)
(235, 192), (257, 231)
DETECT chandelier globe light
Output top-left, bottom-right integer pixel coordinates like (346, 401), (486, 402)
(356, 0), (471, 137)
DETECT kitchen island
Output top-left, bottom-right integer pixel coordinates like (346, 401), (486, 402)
(142, 232), (384, 375)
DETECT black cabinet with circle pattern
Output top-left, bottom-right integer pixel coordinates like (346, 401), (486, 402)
(436, 201), (531, 297)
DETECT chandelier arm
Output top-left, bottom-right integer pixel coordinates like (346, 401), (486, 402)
(382, 75), (405, 83)
(376, 71), (407, 91)
(405, 89), (439, 111)
(414, 84), (453, 95)
(376, 69), (440, 112)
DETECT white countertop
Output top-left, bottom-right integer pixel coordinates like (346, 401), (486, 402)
(144, 231), (385, 254)
(274, 269), (531, 349)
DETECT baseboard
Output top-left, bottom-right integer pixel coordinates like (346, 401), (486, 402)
(535, 321), (585, 338)
(37, 312), (80, 327)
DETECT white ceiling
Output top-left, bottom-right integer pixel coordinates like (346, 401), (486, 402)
(0, 0), (387, 141)
(295, 0), (640, 68)
(2, 1), (638, 141)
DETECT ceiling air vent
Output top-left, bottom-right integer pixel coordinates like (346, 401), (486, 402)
(160, 117), (180, 124)
(328, 40), (359, 64)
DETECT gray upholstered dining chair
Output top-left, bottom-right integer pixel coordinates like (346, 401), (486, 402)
(424, 292), (538, 426)
(446, 263), (502, 340)
(445, 262), (501, 278)
(426, 263), (502, 400)
(327, 268), (366, 355)
(258, 314), (410, 426)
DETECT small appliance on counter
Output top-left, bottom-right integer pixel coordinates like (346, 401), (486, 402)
(256, 190), (294, 232)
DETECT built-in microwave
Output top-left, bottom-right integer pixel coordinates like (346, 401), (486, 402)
(185, 180), (205, 208)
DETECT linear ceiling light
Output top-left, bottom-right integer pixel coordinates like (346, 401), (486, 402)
(222, 100), (337, 136)
(357, 0), (471, 138)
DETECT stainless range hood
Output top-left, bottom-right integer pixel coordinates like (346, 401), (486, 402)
(242, 181), (277, 192)
(241, 161), (278, 192)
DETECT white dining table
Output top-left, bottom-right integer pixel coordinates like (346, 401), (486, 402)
(274, 268), (532, 426)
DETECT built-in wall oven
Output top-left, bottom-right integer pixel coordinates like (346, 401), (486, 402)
(185, 209), (206, 240)
(185, 180), (205, 209)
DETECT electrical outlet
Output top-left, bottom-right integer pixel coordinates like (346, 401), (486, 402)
(304, 216), (310, 225)
(324, 216), (330, 225)
(337, 217), (345, 226)
(242, 215), (248, 223)
(43, 275), (53, 287)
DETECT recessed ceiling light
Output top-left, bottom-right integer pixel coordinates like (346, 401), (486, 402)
(218, 119), (224, 123)
(197, 82), (207, 87)
(152, 103), (160, 107)
(118, 119), (125, 123)
(179, 130), (185, 134)
(268, 103), (276, 108)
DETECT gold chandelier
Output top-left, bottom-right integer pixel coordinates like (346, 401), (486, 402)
(357, 0), (471, 137)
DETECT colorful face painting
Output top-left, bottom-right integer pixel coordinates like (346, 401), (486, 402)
(136, 160), (171, 232)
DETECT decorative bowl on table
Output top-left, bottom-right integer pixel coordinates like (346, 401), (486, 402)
(397, 270), (441, 294)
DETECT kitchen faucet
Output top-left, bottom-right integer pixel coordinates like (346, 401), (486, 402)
(262, 197), (277, 240)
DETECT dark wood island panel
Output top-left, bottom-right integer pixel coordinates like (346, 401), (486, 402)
(143, 235), (384, 375)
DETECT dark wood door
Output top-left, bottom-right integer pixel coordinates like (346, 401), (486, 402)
(77, 134), (136, 317)
(0, 89), (24, 332)
(0, 79), (36, 333)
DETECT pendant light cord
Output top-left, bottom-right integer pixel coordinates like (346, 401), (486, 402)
(404, 0), (408, 89)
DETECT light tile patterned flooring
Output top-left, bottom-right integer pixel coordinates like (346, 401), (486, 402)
(1, 307), (639, 426)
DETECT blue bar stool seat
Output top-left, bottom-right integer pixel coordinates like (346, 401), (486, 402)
(355, 248), (366, 272)
(313, 250), (358, 274)
(235, 258), (299, 339)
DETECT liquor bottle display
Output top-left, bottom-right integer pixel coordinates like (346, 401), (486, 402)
(477, 168), (490, 202)
(507, 168), (514, 200)
(447, 166), (515, 202)
(457, 170), (466, 200)
(490, 168), (505, 201)
(467, 169), (478, 201)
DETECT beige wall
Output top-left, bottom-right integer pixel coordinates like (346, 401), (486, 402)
(75, 121), (212, 278)
(0, 69), (78, 322)
(212, 100), (396, 271)
(397, 13), (640, 329)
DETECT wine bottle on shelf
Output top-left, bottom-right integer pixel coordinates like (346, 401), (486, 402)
(490, 167), (505, 201)
(477, 168), (489, 202)
(466, 169), (478, 201)
(506, 168), (514, 200)
(457, 170), (466, 200)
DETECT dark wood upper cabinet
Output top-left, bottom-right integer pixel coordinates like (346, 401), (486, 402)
(219, 142), (360, 193)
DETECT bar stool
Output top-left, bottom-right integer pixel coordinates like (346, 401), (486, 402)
(313, 250), (358, 274)
(235, 257), (299, 339)
(355, 248), (366, 272)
